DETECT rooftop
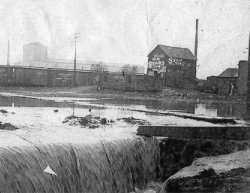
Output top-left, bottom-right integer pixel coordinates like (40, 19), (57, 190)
(218, 68), (238, 78)
(150, 45), (196, 60)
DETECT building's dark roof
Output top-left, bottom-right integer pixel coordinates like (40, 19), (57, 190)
(158, 45), (196, 60)
(218, 68), (238, 78)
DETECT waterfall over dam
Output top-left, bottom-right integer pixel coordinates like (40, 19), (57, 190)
(0, 138), (159, 193)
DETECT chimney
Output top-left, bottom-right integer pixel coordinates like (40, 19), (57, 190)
(247, 32), (250, 96)
(194, 19), (199, 58)
(246, 32), (250, 119)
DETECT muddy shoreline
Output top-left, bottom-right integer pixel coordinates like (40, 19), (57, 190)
(0, 86), (247, 104)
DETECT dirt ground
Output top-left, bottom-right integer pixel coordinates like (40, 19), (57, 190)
(0, 86), (246, 104)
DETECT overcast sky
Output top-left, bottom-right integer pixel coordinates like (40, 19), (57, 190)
(0, 0), (249, 78)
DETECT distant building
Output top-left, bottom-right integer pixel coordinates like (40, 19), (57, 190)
(206, 76), (219, 93)
(23, 42), (48, 62)
(217, 68), (238, 95)
(238, 60), (248, 95)
(147, 45), (196, 88)
(19, 42), (144, 74)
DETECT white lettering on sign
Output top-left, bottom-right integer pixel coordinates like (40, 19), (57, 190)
(148, 61), (165, 68)
(148, 58), (166, 73)
(152, 57), (161, 61)
(168, 58), (184, 66)
(153, 54), (164, 58)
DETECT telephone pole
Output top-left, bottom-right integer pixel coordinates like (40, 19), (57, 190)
(7, 40), (10, 66)
(194, 19), (199, 58)
(73, 33), (80, 87)
(6, 40), (10, 85)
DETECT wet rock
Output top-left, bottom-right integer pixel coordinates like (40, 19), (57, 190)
(0, 122), (18, 130)
(63, 115), (112, 128)
(155, 138), (250, 181)
(118, 117), (151, 126)
(163, 167), (250, 193)
(162, 150), (250, 193)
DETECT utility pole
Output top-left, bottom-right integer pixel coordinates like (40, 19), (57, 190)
(7, 40), (10, 66)
(194, 19), (199, 58)
(73, 33), (80, 87)
(7, 40), (10, 85)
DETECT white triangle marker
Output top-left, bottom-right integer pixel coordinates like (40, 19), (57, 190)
(44, 165), (57, 176)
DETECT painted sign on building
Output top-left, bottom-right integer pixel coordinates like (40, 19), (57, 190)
(168, 58), (184, 66)
(148, 57), (166, 73)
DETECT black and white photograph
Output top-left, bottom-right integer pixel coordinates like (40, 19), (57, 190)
(0, 0), (250, 192)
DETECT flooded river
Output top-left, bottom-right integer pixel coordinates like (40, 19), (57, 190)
(0, 94), (248, 192)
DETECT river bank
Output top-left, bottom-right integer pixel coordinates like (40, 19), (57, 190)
(0, 86), (246, 103)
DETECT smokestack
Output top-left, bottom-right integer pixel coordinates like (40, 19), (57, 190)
(246, 32), (250, 119)
(7, 40), (10, 66)
(247, 32), (250, 100)
(194, 19), (199, 58)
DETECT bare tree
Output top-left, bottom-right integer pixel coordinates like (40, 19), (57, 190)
(121, 64), (138, 75)
(91, 62), (108, 88)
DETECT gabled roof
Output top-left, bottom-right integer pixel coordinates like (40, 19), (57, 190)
(218, 68), (238, 78)
(152, 45), (196, 60)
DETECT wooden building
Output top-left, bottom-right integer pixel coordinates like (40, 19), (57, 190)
(217, 68), (238, 95)
(147, 45), (197, 88)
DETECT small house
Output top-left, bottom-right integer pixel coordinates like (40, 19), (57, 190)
(147, 45), (197, 88)
(217, 68), (238, 95)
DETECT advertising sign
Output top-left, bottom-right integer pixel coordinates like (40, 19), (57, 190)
(168, 58), (184, 66)
(148, 57), (166, 73)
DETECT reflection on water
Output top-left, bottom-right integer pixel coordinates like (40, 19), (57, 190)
(195, 104), (217, 117)
(92, 97), (248, 119)
(0, 95), (248, 119)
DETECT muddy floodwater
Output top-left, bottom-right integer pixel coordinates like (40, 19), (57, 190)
(0, 94), (248, 147)
(0, 94), (225, 146)
(0, 93), (248, 193)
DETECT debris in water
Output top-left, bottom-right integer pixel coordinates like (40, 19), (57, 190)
(0, 122), (18, 131)
(118, 117), (151, 126)
(0, 109), (8, 114)
(63, 115), (112, 128)
(100, 118), (107, 125)
(44, 165), (57, 176)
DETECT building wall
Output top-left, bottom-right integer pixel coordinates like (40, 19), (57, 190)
(0, 67), (11, 84)
(205, 76), (219, 93)
(0, 66), (95, 87)
(13, 68), (48, 86)
(0, 65), (160, 91)
(217, 77), (238, 95)
(100, 74), (162, 92)
(238, 61), (248, 95)
(23, 43), (48, 62)
(147, 46), (196, 88)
